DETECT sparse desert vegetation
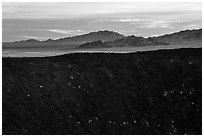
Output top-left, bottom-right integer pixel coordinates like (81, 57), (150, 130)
(2, 48), (202, 135)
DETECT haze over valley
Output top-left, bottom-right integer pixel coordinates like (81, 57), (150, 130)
(3, 2), (202, 57)
(2, 2), (202, 135)
(2, 29), (202, 57)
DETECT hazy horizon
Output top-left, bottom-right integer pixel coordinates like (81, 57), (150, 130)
(3, 2), (202, 42)
(2, 28), (203, 43)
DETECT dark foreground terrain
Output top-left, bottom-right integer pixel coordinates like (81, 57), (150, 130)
(2, 48), (202, 135)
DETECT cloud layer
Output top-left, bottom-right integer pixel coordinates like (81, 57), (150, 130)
(2, 2), (202, 42)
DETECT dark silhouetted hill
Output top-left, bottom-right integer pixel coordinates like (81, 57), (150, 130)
(3, 48), (202, 135)
(79, 40), (111, 49)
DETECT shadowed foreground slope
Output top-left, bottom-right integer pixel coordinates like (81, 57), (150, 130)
(2, 48), (202, 135)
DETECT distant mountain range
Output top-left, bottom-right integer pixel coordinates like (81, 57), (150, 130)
(55, 30), (125, 43)
(79, 29), (201, 48)
(105, 35), (169, 47)
(154, 29), (202, 46)
(3, 29), (202, 49)
(79, 40), (111, 49)
(3, 30), (124, 49)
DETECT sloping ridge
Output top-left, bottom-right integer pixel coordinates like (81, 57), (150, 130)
(56, 30), (125, 43)
(154, 29), (202, 46)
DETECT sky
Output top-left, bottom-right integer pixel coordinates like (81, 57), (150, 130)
(2, 2), (202, 42)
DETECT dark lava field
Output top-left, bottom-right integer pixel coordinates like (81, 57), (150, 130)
(2, 48), (202, 135)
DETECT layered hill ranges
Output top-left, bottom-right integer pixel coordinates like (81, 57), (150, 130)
(80, 29), (201, 48)
(154, 29), (202, 46)
(3, 30), (124, 49)
(2, 29), (202, 135)
(3, 29), (202, 49)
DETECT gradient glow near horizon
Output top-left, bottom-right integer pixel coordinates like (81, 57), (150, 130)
(3, 2), (202, 42)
